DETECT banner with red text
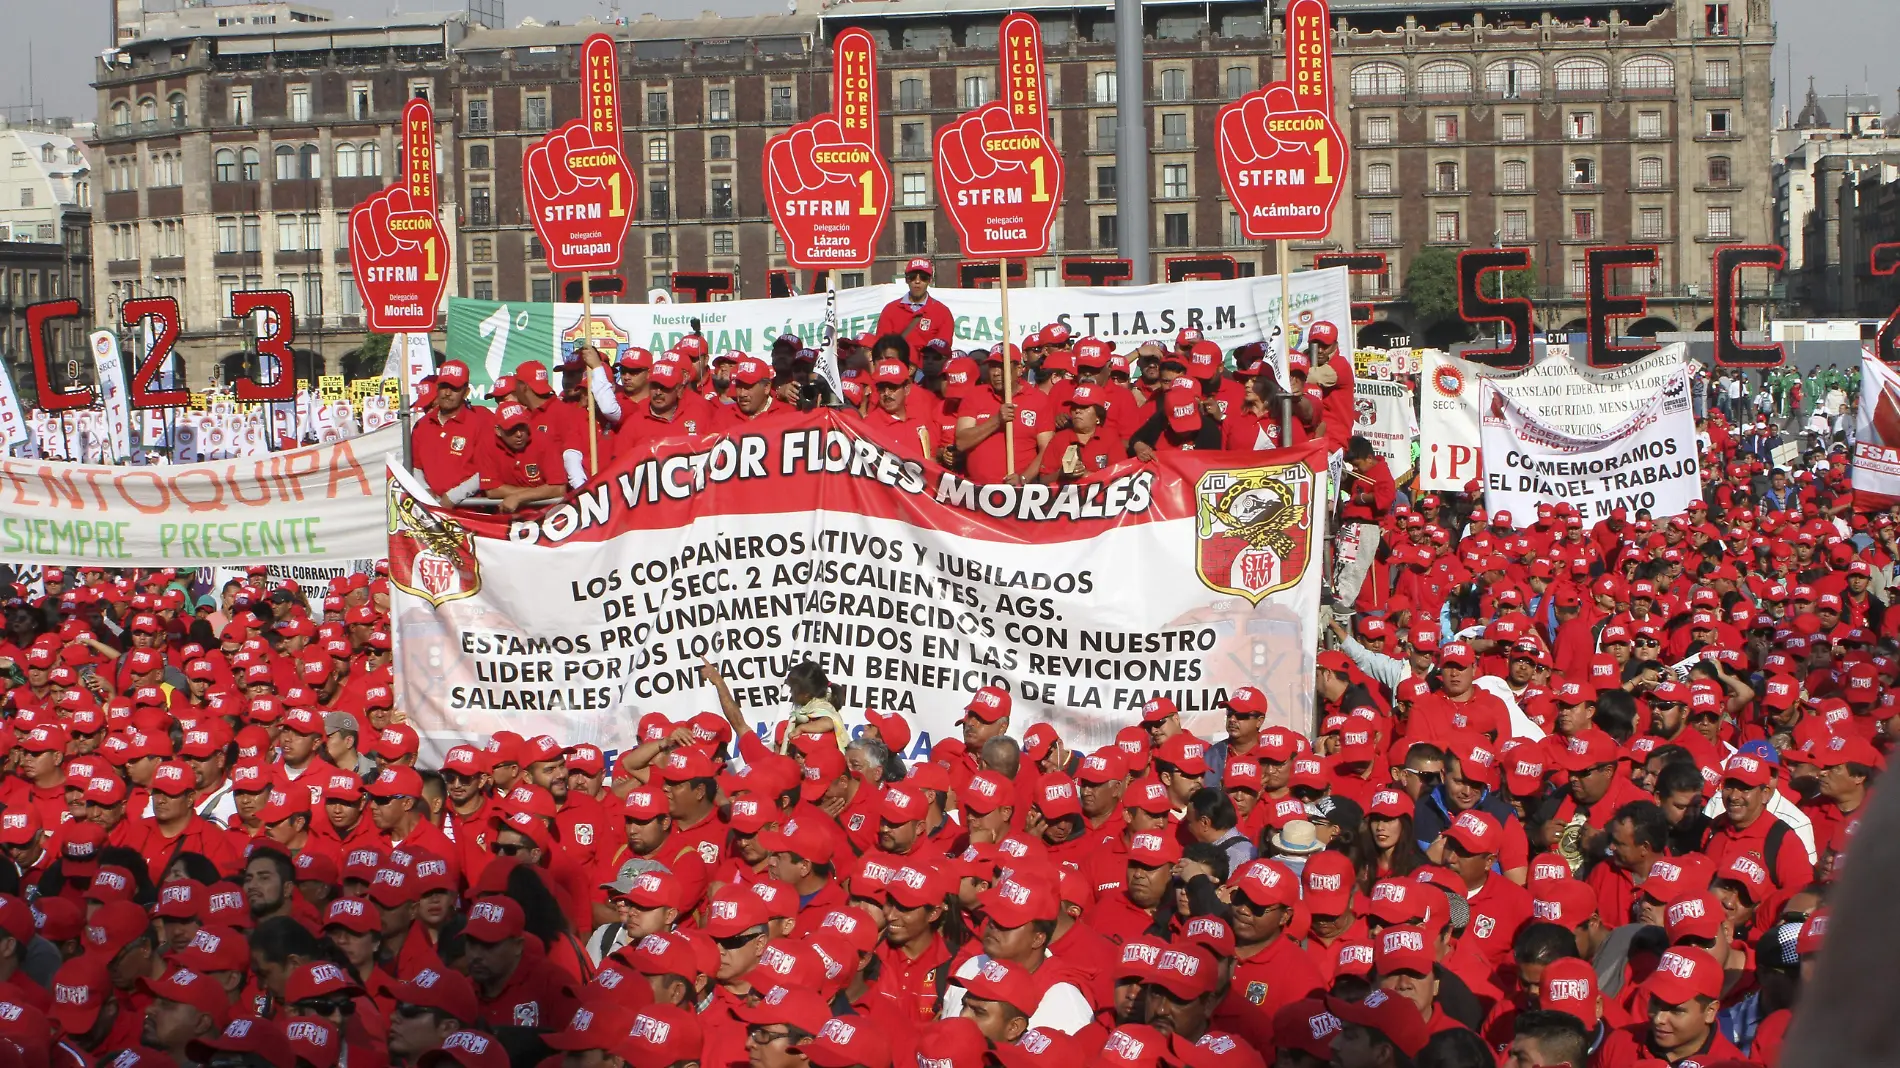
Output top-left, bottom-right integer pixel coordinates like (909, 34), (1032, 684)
(389, 415), (1326, 762)
(0, 426), (396, 565)
(1853, 349), (1900, 511)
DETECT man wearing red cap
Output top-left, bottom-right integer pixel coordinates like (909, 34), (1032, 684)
(507, 360), (592, 487)
(613, 359), (730, 448)
(938, 875), (1093, 1034)
(410, 360), (494, 499)
(121, 761), (244, 880)
(1700, 754), (1813, 892)
(863, 357), (947, 464)
(956, 346), (1052, 485)
(874, 259), (955, 362)
(460, 898), (578, 1030)
(1032, 385), (1126, 483)
(654, 748), (729, 872)
(475, 402), (570, 514)
(1637, 946), (1744, 1063)
(1215, 859), (1324, 1037)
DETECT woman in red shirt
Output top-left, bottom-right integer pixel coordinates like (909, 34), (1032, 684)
(1032, 385), (1127, 483)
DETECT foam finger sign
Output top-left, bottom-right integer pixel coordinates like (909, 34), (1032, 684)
(349, 98), (449, 330)
(1216, 0), (1346, 240)
(764, 28), (890, 269)
(934, 13), (1061, 258)
(523, 35), (635, 271)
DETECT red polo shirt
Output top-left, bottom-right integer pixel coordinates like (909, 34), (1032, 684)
(411, 404), (494, 495)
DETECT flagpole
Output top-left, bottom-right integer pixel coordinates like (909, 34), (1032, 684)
(582, 274), (598, 476)
(1000, 258), (1014, 477)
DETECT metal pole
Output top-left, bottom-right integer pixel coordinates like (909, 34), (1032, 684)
(1000, 260), (1015, 475)
(1115, 0), (1150, 284)
(1278, 240), (1293, 438)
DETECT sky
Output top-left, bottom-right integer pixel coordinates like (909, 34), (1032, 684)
(0, 0), (1895, 124)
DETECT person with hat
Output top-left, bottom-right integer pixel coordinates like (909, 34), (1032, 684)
(1214, 859), (1323, 1034)
(1637, 946), (1744, 1063)
(955, 345), (1053, 485)
(863, 357), (948, 464)
(507, 359), (597, 487)
(121, 760), (245, 881)
(1700, 754), (1813, 892)
(1129, 377), (1223, 460)
(937, 874), (1093, 1034)
(410, 360), (495, 501)
(614, 357), (733, 448)
(459, 897), (579, 1030)
(1336, 435), (1397, 617)
(474, 401), (571, 514)
(1029, 383), (1126, 484)
(875, 259), (955, 363)
(1326, 988), (1428, 1068)
(141, 965), (235, 1062)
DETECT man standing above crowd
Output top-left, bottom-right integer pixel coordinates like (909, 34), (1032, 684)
(876, 259), (955, 362)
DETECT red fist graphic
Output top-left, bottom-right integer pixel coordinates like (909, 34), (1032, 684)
(934, 15), (1062, 259)
(765, 28), (889, 269)
(348, 98), (448, 332)
(1216, 0), (1347, 241)
(523, 35), (634, 272)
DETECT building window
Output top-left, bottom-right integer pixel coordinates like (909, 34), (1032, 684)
(289, 86), (311, 122)
(1568, 112), (1597, 140)
(1503, 210), (1528, 241)
(770, 87), (794, 121)
(1707, 109), (1732, 135)
(470, 186), (491, 226)
(242, 215), (260, 252)
(527, 235), (543, 259)
(278, 215), (300, 252)
(1640, 207), (1665, 239)
(467, 99), (489, 133)
(1621, 56), (1674, 89)
(303, 213), (321, 249)
(1638, 157), (1664, 188)
(471, 238), (493, 262)
(1160, 68), (1188, 102)
(1368, 213), (1395, 244)
(652, 231), (671, 256)
(1434, 161), (1459, 192)
(1708, 156), (1731, 185)
(1704, 59), (1732, 88)
(1569, 260), (1588, 294)
(1572, 210), (1595, 239)
(299, 144), (319, 179)
(531, 277), (554, 302)
(1707, 206), (1732, 239)
(1706, 2), (1730, 36)
(710, 135), (731, 159)
(334, 144), (358, 177)
(1097, 214), (1118, 249)
(709, 88), (732, 123)
(712, 230), (734, 255)
(963, 76), (989, 108)
(230, 89), (251, 125)
(1554, 58), (1610, 92)
(1161, 163), (1188, 198)
(215, 149), (236, 182)
(1638, 111), (1664, 139)
(1096, 165), (1117, 199)
(899, 123), (925, 159)
(646, 93), (669, 126)
(1094, 71), (1116, 104)
(350, 82), (372, 120)
(336, 213), (350, 249)
(275, 146), (297, 181)
(1570, 158), (1597, 186)
(525, 95), (549, 130)
(1161, 113), (1187, 150)
(169, 93), (187, 128)
(408, 80), (431, 103)
(468, 144), (490, 170)
(1225, 66), (1254, 99)
(901, 172), (928, 207)
(1484, 59), (1541, 98)
(1366, 116), (1393, 144)
(899, 78), (923, 109)
(1432, 115), (1459, 143)
(1418, 61), (1473, 96)
(1350, 62), (1405, 98)
(359, 143), (380, 176)
(902, 220), (928, 255)
(1501, 160), (1528, 191)
(648, 137), (669, 162)
(240, 147), (259, 181)
(1433, 211), (1461, 242)
(1095, 115), (1117, 151)
(649, 181), (669, 219)
(1163, 213), (1189, 247)
(1366, 162), (1393, 194)
(711, 179), (733, 218)
(472, 281), (494, 301)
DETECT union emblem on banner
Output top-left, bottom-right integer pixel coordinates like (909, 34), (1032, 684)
(387, 483), (483, 607)
(1194, 464), (1315, 604)
(560, 311), (631, 365)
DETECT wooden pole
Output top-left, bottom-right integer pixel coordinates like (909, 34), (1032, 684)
(999, 258), (1014, 476)
(1277, 240), (1293, 442)
(581, 274), (598, 475)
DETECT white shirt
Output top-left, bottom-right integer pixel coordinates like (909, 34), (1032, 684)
(938, 953), (1093, 1035)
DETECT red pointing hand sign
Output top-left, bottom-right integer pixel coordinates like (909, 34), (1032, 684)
(524, 35), (635, 272)
(935, 14), (1062, 258)
(765, 28), (890, 269)
(349, 98), (448, 332)
(1216, 0), (1345, 240)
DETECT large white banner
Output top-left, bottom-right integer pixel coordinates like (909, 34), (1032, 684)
(0, 426), (398, 566)
(1420, 342), (1687, 492)
(1352, 376), (1416, 480)
(388, 414), (1327, 763)
(1479, 370), (1699, 528)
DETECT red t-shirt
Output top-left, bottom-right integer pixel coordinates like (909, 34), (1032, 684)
(959, 387), (1052, 484)
(1037, 429), (1126, 480)
(410, 405), (495, 495)
(478, 432), (567, 492)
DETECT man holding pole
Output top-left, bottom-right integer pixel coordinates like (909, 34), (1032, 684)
(955, 345), (1051, 485)
(876, 260), (955, 364)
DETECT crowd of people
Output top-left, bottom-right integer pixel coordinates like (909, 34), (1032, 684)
(408, 259), (1350, 508)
